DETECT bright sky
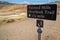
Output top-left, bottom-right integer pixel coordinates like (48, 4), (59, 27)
(0, 0), (60, 4)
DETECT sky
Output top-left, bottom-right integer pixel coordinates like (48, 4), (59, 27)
(0, 0), (60, 4)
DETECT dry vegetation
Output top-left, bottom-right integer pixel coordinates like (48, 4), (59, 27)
(0, 4), (27, 24)
(0, 2), (60, 24)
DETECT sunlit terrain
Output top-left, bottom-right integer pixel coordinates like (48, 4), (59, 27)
(0, 3), (27, 24)
(0, 1), (60, 24)
(0, 1), (60, 40)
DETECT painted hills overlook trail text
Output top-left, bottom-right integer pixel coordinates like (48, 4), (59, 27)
(27, 4), (57, 20)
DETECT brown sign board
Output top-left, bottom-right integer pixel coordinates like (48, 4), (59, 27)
(27, 4), (57, 20)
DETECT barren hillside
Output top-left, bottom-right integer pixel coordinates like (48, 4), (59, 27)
(0, 1), (60, 15)
(0, 4), (27, 16)
(0, 1), (60, 24)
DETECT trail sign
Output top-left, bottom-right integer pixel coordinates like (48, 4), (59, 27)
(36, 20), (43, 27)
(27, 4), (57, 20)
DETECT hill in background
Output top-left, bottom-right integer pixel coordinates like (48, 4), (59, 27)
(0, 1), (27, 16)
(0, 1), (60, 15)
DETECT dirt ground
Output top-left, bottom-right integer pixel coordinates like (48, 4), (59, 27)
(0, 15), (60, 40)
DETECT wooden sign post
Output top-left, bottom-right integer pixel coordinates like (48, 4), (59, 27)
(37, 20), (43, 40)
